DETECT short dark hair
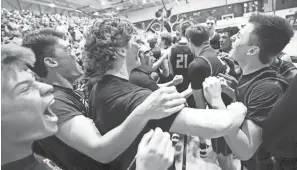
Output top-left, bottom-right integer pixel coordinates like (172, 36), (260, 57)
(185, 25), (209, 47)
(22, 29), (64, 78)
(161, 33), (172, 47)
(206, 16), (217, 23)
(2, 44), (36, 84)
(147, 37), (158, 48)
(180, 20), (193, 37)
(222, 26), (240, 38)
(248, 13), (294, 64)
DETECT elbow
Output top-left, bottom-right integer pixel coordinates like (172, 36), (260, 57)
(237, 152), (254, 161)
(99, 158), (113, 164)
(233, 146), (256, 161)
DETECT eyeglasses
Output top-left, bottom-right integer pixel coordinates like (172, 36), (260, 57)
(207, 22), (215, 26)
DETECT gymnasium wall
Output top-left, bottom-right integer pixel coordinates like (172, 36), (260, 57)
(121, 0), (252, 23)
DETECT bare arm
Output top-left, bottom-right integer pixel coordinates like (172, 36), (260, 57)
(224, 120), (262, 161)
(158, 75), (183, 88)
(159, 58), (170, 77)
(169, 107), (245, 139)
(55, 87), (186, 164)
(151, 52), (168, 72)
(56, 106), (148, 164)
(158, 80), (174, 88)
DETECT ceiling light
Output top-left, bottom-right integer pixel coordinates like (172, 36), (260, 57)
(101, 0), (106, 5)
(49, 3), (56, 8)
(143, 0), (146, 3)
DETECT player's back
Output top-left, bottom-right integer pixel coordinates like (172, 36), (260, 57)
(170, 41), (194, 92)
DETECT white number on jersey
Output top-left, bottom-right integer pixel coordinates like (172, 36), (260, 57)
(176, 54), (188, 68)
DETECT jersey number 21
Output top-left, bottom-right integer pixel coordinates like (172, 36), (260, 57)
(176, 54), (188, 68)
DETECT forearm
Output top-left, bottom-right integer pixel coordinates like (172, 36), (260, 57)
(224, 129), (255, 160)
(170, 108), (234, 138)
(152, 56), (167, 72)
(158, 81), (174, 88)
(210, 99), (227, 109)
(160, 59), (169, 77)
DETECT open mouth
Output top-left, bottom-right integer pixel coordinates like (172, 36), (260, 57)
(44, 99), (58, 122)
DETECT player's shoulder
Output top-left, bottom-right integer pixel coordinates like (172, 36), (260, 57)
(189, 56), (210, 72)
(249, 78), (286, 97)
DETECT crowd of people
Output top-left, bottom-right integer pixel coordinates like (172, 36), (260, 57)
(2, 6), (297, 170)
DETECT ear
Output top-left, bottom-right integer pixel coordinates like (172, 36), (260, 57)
(247, 46), (260, 56)
(44, 57), (58, 68)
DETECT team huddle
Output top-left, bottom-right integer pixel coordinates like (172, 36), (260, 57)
(2, 12), (297, 170)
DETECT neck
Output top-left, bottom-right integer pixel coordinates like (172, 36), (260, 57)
(2, 140), (33, 165)
(46, 71), (74, 89)
(106, 60), (130, 80)
(209, 31), (215, 40)
(240, 58), (269, 75)
(179, 37), (187, 43)
(194, 44), (207, 56)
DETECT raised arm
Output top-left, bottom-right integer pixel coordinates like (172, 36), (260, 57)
(56, 87), (186, 163)
(151, 50), (169, 72)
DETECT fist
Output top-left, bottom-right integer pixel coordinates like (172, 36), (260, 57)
(203, 77), (222, 105)
(136, 128), (175, 170)
(227, 102), (247, 117)
(172, 75), (183, 86)
(227, 102), (247, 128)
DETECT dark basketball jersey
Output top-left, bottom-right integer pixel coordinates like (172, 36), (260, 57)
(271, 58), (297, 84)
(170, 42), (194, 92)
(236, 69), (288, 170)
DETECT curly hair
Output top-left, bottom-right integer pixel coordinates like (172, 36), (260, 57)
(83, 18), (137, 76)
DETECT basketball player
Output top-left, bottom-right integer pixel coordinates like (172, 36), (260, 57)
(22, 29), (186, 170)
(130, 44), (183, 91)
(186, 25), (234, 166)
(87, 18), (248, 170)
(168, 20), (195, 107)
(203, 13), (294, 170)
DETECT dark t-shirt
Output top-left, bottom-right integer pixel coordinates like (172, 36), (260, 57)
(89, 74), (178, 170)
(263, 75), (297, 159)
(271, 58), (297, 84)
(129, 68), (159, 91)
(188, 45), (227, 90)
(236, 67), (288, 170)
(2, 154), (55, 170)
(32, 85), (106, 170)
